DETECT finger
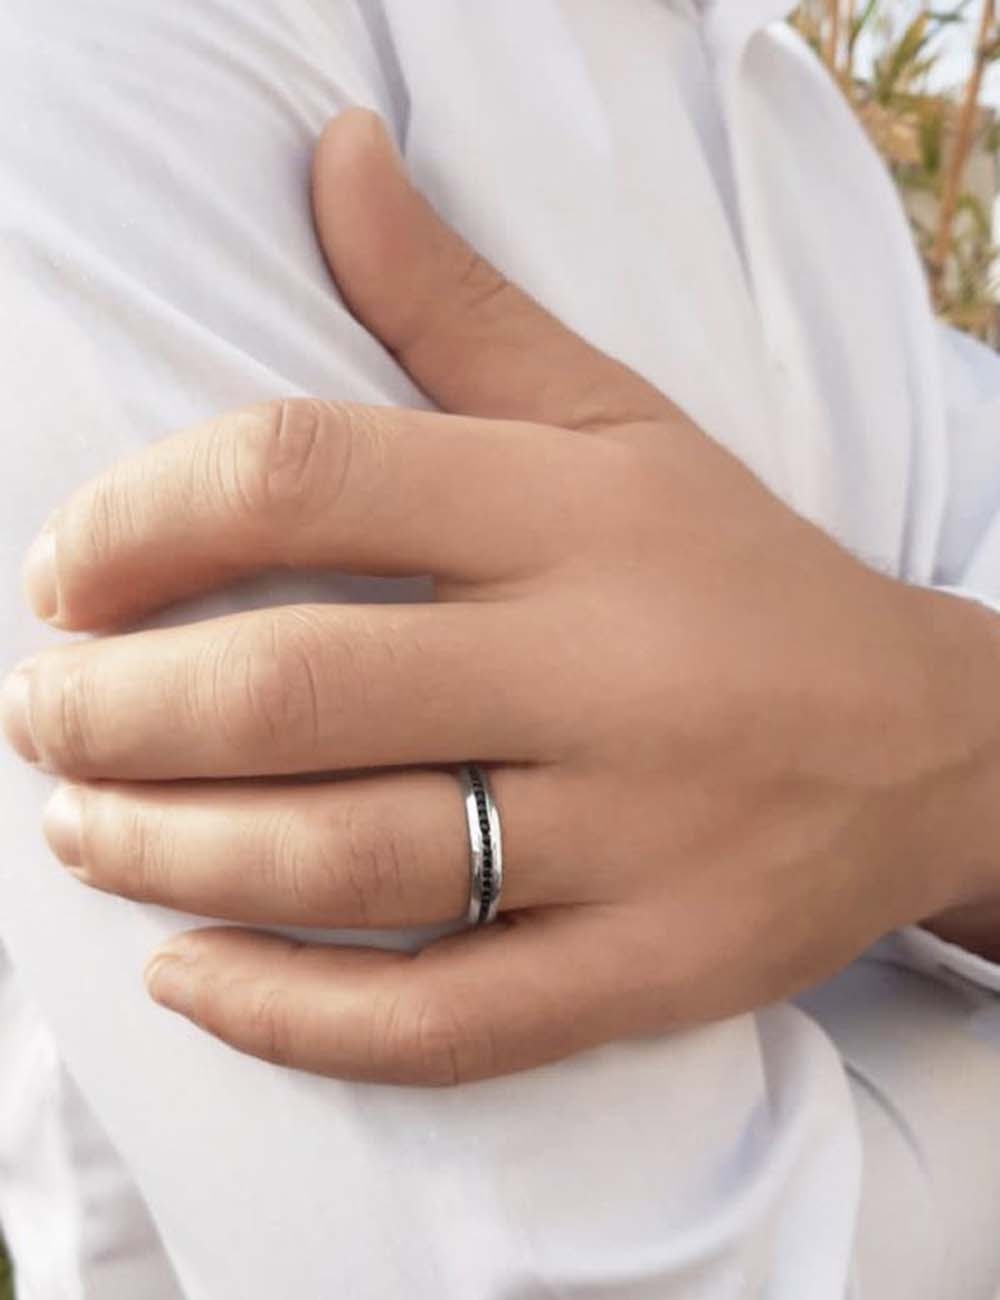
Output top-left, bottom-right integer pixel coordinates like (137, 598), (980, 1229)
(24, 401), (602, 631)
(5, 602), (557, 780)
(144, 908), (658, 1084)
(44, 765), (581, 926)
(313, 110), (672, 431)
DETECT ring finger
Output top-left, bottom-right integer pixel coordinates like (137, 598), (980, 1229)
(43, 765), (576, 927)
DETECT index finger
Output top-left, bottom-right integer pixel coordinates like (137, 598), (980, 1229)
(23, 401), (611, 631)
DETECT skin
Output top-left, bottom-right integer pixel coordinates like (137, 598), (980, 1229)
(3, 109), (1000, 1085)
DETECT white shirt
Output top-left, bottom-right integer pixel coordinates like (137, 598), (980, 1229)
(2, 1), (1000, 1296)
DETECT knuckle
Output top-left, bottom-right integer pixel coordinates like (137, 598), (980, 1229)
(225, 399), (374, 525)
(266, 810), (322, 914)
(75, 467), (134, 573)
(191, 958), (301, 1069)
(278, 798), (413, 926)
(455, 251), (510, 318)
(566, 383), (650, 437)
(410, 997), (477, 1087)
(209, 610), (326, 756)
(241, 982), (296, 1067)
(338, 799), (408, 926)
(373, 990), (479, 1087)
(233, 400), (327, 519)
(38, 660), (102, 775)
(89, 796), (170, 899)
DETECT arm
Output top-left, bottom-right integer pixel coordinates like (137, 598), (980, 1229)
(910, 326), (1000, 968)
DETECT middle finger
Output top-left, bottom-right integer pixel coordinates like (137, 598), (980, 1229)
(4, 602), (556, 780)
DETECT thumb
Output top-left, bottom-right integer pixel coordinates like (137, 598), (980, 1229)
(311, 108), (669, 430)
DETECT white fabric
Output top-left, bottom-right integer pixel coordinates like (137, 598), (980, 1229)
(0, 952), (184, 1300)
(1, 0), (1000, 1296)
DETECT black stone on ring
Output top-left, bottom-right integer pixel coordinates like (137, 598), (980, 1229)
(458, 764), (504, 926)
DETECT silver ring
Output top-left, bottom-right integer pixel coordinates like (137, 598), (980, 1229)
(457, 764), (503, 926)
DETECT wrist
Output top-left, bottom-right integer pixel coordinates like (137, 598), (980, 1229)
(899, 583), (1000, 919)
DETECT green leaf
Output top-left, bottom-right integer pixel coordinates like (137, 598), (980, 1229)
(849, 0), (881, 55)
(874, 13), (933, 101)
(0, 1234), (14, 1300)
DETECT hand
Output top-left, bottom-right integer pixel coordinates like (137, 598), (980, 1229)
(4, 110), (1000, 1085)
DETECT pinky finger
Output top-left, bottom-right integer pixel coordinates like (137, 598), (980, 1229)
(144, 907), (656, 1085)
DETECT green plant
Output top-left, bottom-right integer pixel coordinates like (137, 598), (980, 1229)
(0, 1233), (13, 1300)
(793, 1), (1000, 341)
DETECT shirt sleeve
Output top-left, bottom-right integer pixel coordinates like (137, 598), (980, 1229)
(886, 324), (1000, 993)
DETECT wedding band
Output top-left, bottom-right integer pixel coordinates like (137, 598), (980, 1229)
(457, 764), (503, 926)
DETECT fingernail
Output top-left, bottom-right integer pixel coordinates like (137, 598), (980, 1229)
(359, 109), (404, 172)
(43, 784), (84, 871)
(145, 953), (195, 1016)
(0, 662), (39, 764)
(23, 531), (59, 623)
(383, 124), (405, 171)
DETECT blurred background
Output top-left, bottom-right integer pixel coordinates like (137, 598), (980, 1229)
(793, 0), (1000, 342)
(0, 5), (997, 1299)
